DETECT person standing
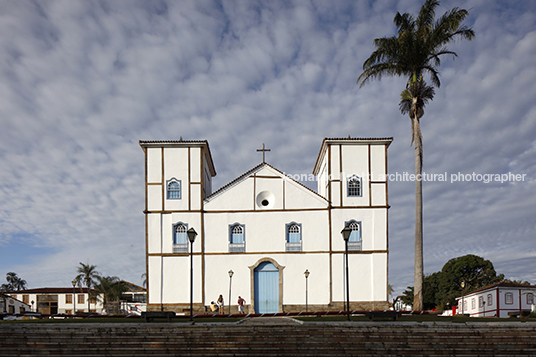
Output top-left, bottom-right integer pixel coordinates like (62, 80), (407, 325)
(217, 295), (224, 315)
(237, 296), (246, 314)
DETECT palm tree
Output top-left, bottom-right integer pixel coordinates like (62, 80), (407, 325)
(141, 273), (147, 289)
(13, 277), (27, 291)
(95, 276), (129, 314)
(5, 272), (27, 291)
(75, 262), (100, 312)
(357, 0), (474, 311)
(5, 272), (17, 291)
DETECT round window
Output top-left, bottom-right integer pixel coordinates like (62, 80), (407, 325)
(256, 191), (275, 208)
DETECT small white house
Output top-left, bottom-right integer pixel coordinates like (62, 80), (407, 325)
(5, 288), (103, 315)
(140, 137), (392, 314)
(1, 293), (31, 314)
(456, 281), (536, 318)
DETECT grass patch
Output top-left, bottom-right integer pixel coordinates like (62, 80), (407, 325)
(3, 314), (535, 324)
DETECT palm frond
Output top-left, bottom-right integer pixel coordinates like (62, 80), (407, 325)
(358, 0), (474, 90)
(417, 0), (438, 34)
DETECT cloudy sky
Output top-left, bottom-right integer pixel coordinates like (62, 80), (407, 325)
(1, 0), (535, 297)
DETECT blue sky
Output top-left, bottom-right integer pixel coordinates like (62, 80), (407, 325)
(0, 0), (535, 297)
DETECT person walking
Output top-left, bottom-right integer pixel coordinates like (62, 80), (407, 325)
(237, 296), (246, 314)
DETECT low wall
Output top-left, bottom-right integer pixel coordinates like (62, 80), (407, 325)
(147, 300), (390, 313)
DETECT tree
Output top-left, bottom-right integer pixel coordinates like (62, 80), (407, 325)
(401, 254), (504, 310)
(512, 280), (532, 285)
(400, 272), (441, 310)
(75, 263), (100, 312)
(95, 276), (129, 314)
(357, 0), (474, 310)
(141, 272), (147, 288)
(387, 284), (395, 300)
(437, 254), (504, 309)
(3, 272), (27, 291)
(400, 286), (414, 307)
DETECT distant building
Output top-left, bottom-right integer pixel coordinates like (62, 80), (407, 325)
(120, 281), (147, 315)
(140, 137), (392, 313)
(5, 288), (103, 314)
(121, 281), (147, 303)
(1, 293), (31, 314)
(392, 295), (412, 311)
(455, 281), (536, 318)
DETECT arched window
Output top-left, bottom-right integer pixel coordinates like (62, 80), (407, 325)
(173, 223), (188, 253)
(167, 179), (181, 199)
(347, 175), (362, 197)
(487, 294), (493, 306)
(229, 224), (245, 252)
(345, 220), (362, 251)
(286, 223), (302, 252)
(505, 293), (513, 304)
(527, 293), (534, 305)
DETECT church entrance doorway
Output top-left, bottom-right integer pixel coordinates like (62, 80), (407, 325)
(254, 261), (279, 313)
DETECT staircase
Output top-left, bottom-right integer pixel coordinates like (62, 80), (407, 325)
(1, 320), (536, 356)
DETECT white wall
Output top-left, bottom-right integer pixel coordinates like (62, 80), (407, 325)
(163, 147), (189, 211)
(203, 210), (329, 253)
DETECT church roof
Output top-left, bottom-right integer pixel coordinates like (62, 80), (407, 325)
(205, 162), (265, 200)
(204, 162), (328, 203)
(312, 137), (393, 175)
(139, 139), (216, 176)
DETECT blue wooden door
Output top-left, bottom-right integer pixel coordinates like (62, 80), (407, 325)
(254, 262), (279, 313)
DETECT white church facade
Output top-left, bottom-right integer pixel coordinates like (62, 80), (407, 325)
(140, 137), (392, 313)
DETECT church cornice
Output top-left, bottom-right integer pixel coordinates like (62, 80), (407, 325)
(142, 205), (390, 215)
(139, 139), (216, 177)
(312, 137), (393, 175)
(148, 250), (388, 257)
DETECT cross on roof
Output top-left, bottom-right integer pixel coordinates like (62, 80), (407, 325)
(257, 143), (271, 163)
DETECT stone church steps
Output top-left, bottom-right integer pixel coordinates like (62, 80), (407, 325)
(1, 322), (536, 356)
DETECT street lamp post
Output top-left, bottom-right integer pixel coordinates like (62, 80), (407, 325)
(187, 227), (198, 322)
(72, 280), (77, 315)
(461, 281), (465, 316)
(341, 226), (352, 321)
(304, 269), (310, 312)
(228, 270), (234, 314)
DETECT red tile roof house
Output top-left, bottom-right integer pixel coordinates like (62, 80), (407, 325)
(4, 288), (103, 315)
(455, 281), (536, 318)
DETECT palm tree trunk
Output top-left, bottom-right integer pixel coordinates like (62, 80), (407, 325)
(87, 280), (91, 313)
(413, 113), (424, 311)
